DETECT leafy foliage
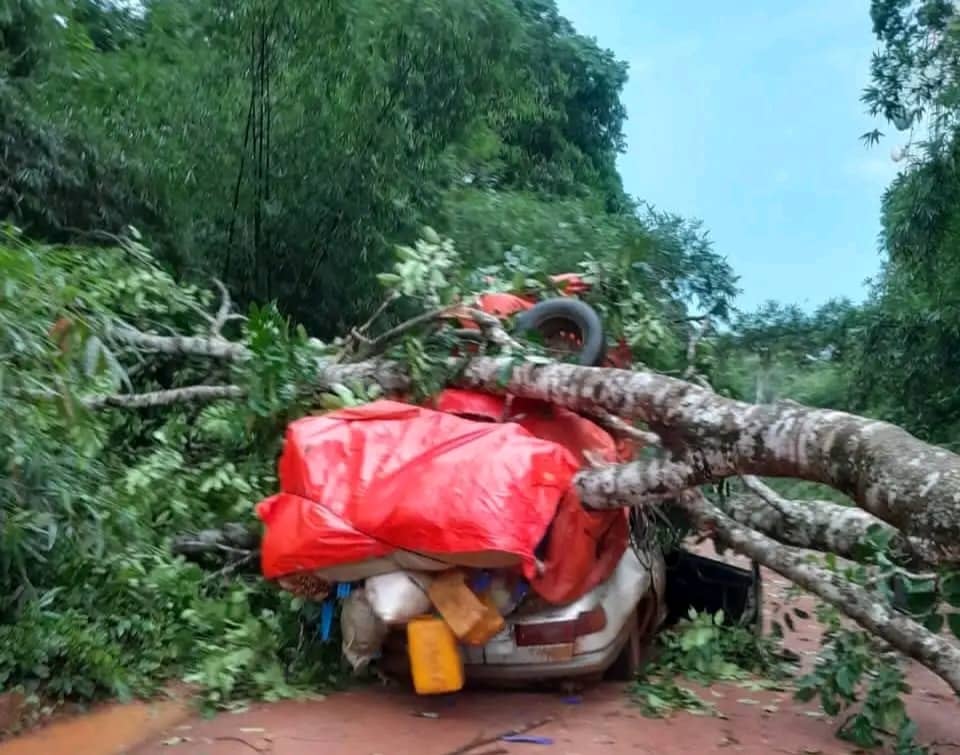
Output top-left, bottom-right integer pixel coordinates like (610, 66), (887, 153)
(0, 231), (341, 711)
(629, 609), (788, 718)
(0, 81), (152, 243)
(795, 609), (925, 753)
(4, 0), (734, 343)
(846, 1), (960, 445)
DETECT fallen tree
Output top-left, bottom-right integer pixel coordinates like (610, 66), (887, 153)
(33, 234), (958, 706)
(87, 304), (960, 698)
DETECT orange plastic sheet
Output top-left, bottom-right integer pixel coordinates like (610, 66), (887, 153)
(257, 401), (579, 581)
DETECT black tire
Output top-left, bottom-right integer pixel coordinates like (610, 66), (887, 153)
(513, 299), (605, 366)
(606, 622), (644, 682)
(606, 595), (660, 682)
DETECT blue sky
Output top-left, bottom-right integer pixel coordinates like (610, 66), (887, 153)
(555, 0), (900, 312)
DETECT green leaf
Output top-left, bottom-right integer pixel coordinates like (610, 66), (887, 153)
(793, 683), (816, 702)
(904, 576), (937, 594)
(879, 699), (906, 732)
(941, 572), (960, 608)
(836, 666), (857, 696)
(376, 273), (402, 287)
(948, 612), (960, 640)
(923, 613), (944, 633)
(330, 383), (357, 406)
(820, 688), (841, 716)
(865, 522), (895, 552)
(82, 334), (105, 376)
(318, 394), (344, 410)
(904, 590), (938, 617)
(496, 360), (514, 388)
(844, 714), (880, 748)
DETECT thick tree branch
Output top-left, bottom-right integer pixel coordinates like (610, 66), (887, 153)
(107, 324), (248, 362)
(458, 307), (522, 351)
(84, 385), (245, 410)
(674, 491), (960, 696)
(730, 477), (947, 568)
(89, 326), (960, 547)
(574, 455), (700, 507)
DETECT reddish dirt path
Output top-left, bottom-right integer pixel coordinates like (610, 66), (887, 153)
(4, 570), (958, 755)
(129, 675), (957, 755)
(130, 572), (959, 755)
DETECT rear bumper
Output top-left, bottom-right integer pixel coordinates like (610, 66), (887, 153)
(381, 617), (632, 683)
(463, 619), (632, 681)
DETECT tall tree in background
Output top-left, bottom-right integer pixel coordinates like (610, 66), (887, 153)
(852, 0), (960, 444)
(4, 0), (735, 340)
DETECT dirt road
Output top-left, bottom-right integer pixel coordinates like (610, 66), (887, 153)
(129, 676), (956, 755)
(131, 571), (959, 755)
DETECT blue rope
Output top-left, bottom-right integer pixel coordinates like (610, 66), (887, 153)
(317, 583), (354, 642)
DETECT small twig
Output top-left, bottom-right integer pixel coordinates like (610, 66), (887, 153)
(457, 308), (522, 351)
(205, 552), (259, 582)
(358, 290), (400, 335)
(351, 305), (458, 361)
(349, 328), (373, 344)
(212, 543), (258, 556)
(740, 475), (793, 517)
(210, 279), (232, 336)
(583, 449), (614, 469)
(212, 736), (270, 753)
(683, 319), (713, 389)
(443, 716), (554, 755)
(337, 292), (403, 361)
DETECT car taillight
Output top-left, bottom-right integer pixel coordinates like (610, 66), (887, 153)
(575, 606), (607, 635)
(514, 607), (607, 647)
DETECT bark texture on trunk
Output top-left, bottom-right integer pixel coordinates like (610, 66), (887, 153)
(107, 325), (248, 362)
(675, 492), (960, 697)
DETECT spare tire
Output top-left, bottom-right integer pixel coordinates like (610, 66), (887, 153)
(514, 298), (605, 366)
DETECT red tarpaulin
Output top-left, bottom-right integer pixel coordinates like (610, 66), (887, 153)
(257, 401), (580, 582)
(257, 393), (632, 605)
(432, 390), (629, 603)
